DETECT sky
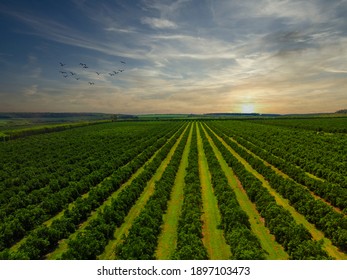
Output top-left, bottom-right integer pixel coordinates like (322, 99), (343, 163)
(0, 0), (347, 115)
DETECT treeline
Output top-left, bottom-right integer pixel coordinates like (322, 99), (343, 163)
(116, 125), (191, 259)
(59, 125), (189, 259)
(172, 125), (208, 259)
(199, 124), (267, 259)
(207, 123), (347, 254)
(204, 124), (331, 259)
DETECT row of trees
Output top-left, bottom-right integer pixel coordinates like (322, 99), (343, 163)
(172, 125), (208, 259)
(208, 123), (347, 253)
(250, 117), (347, 133)
(210, 120), (346, 187)
(0, 122), (184, 258)
(0, 122), (156, 214)
(216, 127), (347, 212)
(199, 125), (266, 259)
(5, 130), (178, 259)
(3, 125), (184, 259)
(58, 125), (189, 259)
(0, 122), (182, 252)
(116, 125), (191, 259)
(1, 119), (111, 141)
(205, 124), (331, 259)
(0, 121), (178, 215)
(0, 122), (175, 185)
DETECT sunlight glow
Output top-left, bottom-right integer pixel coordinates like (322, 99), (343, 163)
(241, 103), (255, 113)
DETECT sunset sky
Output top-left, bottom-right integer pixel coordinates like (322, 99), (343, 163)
(1, 0), (346, 114)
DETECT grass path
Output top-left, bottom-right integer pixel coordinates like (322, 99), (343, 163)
(155, 124), (193, 259)
(98, 125), (189, 260)
(196, 124), (231, 259)
(204, 123), (347, 260)
(201, 124), (288, 260)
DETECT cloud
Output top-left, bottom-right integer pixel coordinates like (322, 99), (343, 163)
(141, 17), (177, 29)
(23, 85), (38, 96)
(255, 0), (324, 23)
(142, 0), (189, 18)
(23, 55), (42, 79)
(104, 27), (136, 33)
(1, 7), (146, 61)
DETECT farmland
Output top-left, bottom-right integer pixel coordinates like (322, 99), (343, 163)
(0, 118), (346, 260)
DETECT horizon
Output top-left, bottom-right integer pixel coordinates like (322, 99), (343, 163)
(1, 0), (347, 114)
(0, 110), (344, 116)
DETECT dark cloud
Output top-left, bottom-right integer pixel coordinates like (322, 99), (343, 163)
(262, 30), (315, 54)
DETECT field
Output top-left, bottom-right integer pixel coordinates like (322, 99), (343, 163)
(0, 118), (346, 260)
(0, 112), (114, 141)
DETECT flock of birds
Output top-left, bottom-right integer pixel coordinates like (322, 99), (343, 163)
(58, 60), (126, 85)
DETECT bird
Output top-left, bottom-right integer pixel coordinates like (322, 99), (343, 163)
(75, 77), (80, 80)
(70, 71), (76, 75)
(109, 73), (115, 76)
(119, 69), (124, 72)
(63, 75), (68, 78)
(113, 71), (118, 74)
(89, 82), (94, 85)
(120, 61), (126, 64)
(59, 62), (66, 66)
(96, 72), (100, 75)
(59, 71), (67, 74)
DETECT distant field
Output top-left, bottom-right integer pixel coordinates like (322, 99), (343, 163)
(0, 118), (346, 260)
(0, 113), (113, 140)
(0, 119), (32, 130)
(137, 114), (192, 120)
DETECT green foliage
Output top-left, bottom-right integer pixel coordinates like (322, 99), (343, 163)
(0, 121), (183, 258)
(0, 119), (345, 260)
(200, 124), (266, 259)
(249, 116), (347, 133)
(61, 124), (188, 259)
(209, 121), (347, 254)
(206, 124), (331, 259)
(173, 125), (208, 260)
(116, 125), (191, 259)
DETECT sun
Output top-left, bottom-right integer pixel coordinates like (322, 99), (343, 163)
(241, 103), (255, 113)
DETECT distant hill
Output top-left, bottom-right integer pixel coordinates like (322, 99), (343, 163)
(336, 109), (347, 114)
(0, 112), (112, 119)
